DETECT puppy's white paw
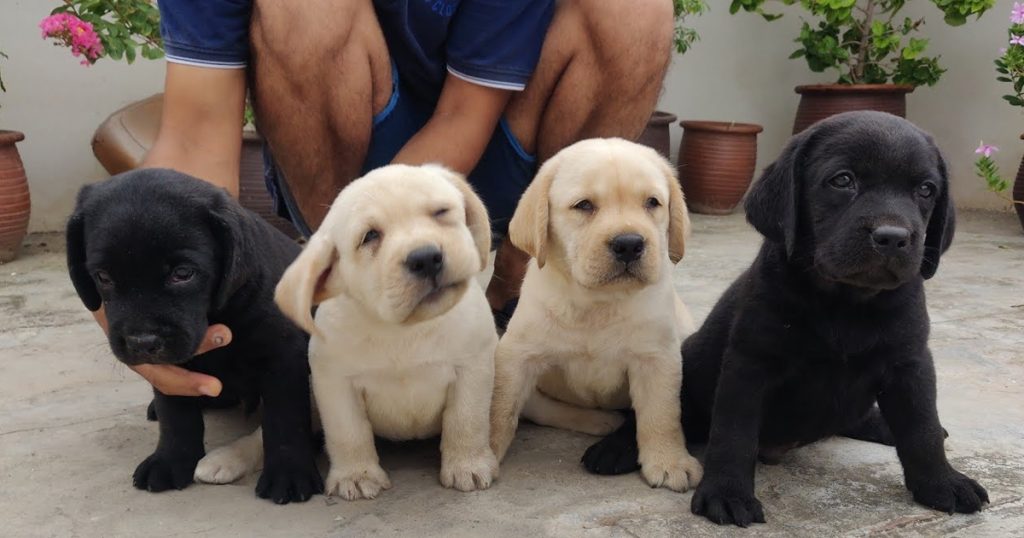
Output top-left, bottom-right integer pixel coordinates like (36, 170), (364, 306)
(325, 464), (391, 501)
(440, 450), (499, 492)
(194, 445), (257, 484)
(640, 452), (703, 492)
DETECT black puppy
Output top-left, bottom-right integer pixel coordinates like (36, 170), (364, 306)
(66, 168), (322, 504)
(583, 111), (988, 526)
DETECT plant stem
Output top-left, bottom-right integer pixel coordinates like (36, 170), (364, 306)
(854, 0), (877, 83)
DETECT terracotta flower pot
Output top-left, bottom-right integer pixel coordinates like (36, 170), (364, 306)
(793, 84), (914, 134)
(677, 120), (763, 215)
(636, 110), (678, 160)
(1014, 134), (1024, 233)
(0, 130), (31, 263)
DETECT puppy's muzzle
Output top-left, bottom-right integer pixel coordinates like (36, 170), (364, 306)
(609, 233), (645, 264)
(405, 245), (444, 280)
(870, 225), (911, 257)
(123, 333), (166, 361)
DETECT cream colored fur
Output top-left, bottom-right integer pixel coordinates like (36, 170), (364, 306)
(490, 138), (703, 492)
(274, 164), (499, 500)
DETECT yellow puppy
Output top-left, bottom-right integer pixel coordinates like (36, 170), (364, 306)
(275, 164), (498, 500)
(490, 138), (702, 491)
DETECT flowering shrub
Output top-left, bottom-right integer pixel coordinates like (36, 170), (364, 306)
(974, 3), (1024, 205)
(40, 13), (104, 66)
(44, 0), (162, 65)
(730, 0), (995, 87)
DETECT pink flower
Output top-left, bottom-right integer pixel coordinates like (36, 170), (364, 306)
(39, 13), (103, 65)
(1013, 2), (1024, 25)
(975, 142), (999, 158)
(1013, 34), (1024, 47)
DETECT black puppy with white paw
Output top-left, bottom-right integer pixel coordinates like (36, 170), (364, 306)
(67, 169), (322, 504)
(583, 111), (988, 526)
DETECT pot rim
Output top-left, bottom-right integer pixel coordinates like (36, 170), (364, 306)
(0, 130), (26, 145)
(648, 110), (678, 125)
(679, 120), (764, 134)
(795, 83), (915, 95)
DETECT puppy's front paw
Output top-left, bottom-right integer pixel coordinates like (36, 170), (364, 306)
(691, 479), (765, 528)
(256, 458), (324, 505)
(325, 464), (391, 501)
(195, 445), (254, 485)
(909, 470), (989, 514)
(581, 434), (639, 476)
(133, 453), (201, 492)
(441, 450), (499, 492)
(639, 451), (703, 492)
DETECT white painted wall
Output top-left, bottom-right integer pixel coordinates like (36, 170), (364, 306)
(0, 0), (1020, 232)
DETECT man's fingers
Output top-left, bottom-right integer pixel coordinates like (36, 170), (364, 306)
(195, 324), (233, 355)
(130, 363), (223, 397)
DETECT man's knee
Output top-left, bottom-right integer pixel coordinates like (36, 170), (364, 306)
(251, 0), (379, 73)
(574, 0), (673, 80)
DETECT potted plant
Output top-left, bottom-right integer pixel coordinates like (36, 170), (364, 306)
(0, 49), (33, 263)
(973, 3), (1024, 232)
(637, 0), (709, 159)
(731, 0), (995, 133)
(676, 120), (764, 214)
(42, 1), (296, 236)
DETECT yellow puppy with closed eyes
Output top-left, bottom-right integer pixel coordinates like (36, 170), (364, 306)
(490, 138), (703, 491)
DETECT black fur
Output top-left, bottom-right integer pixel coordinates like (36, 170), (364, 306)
(66, 169), (322, 504)
(582, 112), (987, 526)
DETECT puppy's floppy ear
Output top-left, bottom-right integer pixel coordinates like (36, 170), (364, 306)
(429, 165), (492, 271)
(274, 233), (344, 336)
(921, 143), (956, 279)
(66, 184), (101, 311)
(509, 156), (559, 268)
(646, 148), (690, 263)
(208, 193), (260, 312)
(745, 130), (810, 257)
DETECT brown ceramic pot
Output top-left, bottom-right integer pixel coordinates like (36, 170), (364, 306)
(793, 84), (914, 134)
(636, 110), (678, 160)
(0, 130), (31, 263)
(1013, 134), (1024, 232)
(677, 120), (763, 215)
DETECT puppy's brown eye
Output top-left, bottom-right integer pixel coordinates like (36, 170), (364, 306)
(572, 199), (595, 211)
(828, 173), (855, 190)
(95, 270), (113, 286)
(169, 267), (195, 284)
(917, 182), (936, 198)
(361, 229), (381, 246)
(645, 197), (661, 209)
(433, 207), (450, 219)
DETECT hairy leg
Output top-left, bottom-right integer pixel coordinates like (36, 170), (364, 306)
(249, 0), (393, 231)
(487, 0), (673, 307)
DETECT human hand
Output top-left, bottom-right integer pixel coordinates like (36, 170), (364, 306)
(92, 307), (230, 397)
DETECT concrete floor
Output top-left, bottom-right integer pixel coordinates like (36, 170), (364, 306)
(2, 211), (1023, 537)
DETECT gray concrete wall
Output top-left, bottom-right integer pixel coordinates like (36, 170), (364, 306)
(1, 0), (1021, 232)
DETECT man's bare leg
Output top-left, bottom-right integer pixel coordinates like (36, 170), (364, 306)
(249, 0), (393, 231)
(487, 0), (674, 311)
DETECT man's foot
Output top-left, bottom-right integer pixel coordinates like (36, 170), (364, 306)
(492, 297), (519, 334)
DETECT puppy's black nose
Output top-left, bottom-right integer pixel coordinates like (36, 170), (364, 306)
(405, 246), (444, 279)
(871, 225), (911, 255)
(609, 234), (645, 263)
(124, 333), (164, 358)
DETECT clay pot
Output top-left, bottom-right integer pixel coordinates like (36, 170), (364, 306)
(0, 130), (31, 263)
(636, 110), (678, 160)
(238, 131), (299, 237)
(677, 120), (763, 215)
(793, 84), (914, 134)
(1014, 134), (1024, 232)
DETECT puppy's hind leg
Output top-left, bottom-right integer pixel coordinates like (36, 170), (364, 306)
(522, 390), (624, 436)
(195, 427), (265, 484)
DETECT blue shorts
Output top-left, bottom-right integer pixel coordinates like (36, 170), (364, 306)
(264, 64), (537, 239)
